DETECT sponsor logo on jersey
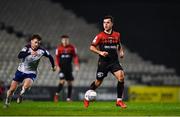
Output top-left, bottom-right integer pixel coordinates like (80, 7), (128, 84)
(61, 54), (71, 58)
(104, 45), (117, 49)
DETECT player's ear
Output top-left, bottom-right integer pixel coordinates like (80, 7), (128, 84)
(38, 40), (41, 45)
(30, 39), (33, 44)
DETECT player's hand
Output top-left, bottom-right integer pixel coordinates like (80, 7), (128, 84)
(51, 66), (56, 72)
(75, 65), (80, 71)
(119, 50), (124, 58)
(31, 51), (38, 56)
(99, 51), (109, 57)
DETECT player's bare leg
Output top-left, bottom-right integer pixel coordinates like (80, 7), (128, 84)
(54, 79), (65, 102)
(4, 81), (18, 107)
(113, 70), (127, 108)
(91, 79), (103, 90)
(84, 79), (103, 108)
(17, 78), (33, 104)
(67, 80), (73, 102)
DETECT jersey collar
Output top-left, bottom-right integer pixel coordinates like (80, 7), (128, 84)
(103, 29), (113, 35)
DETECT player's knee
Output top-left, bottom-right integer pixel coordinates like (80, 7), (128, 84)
(60, 80), (65, 85)
(119, 75), (124, 81)
(67, 81), (73, 86)
(60, 82), (65, 85)
(118, 72), (125, 81)
(23, 85), (30, 90)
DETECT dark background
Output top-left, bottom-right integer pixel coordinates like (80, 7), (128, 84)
(52, 0), (180, 74)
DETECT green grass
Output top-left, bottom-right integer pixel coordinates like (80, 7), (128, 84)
(1, 101), (180, 116)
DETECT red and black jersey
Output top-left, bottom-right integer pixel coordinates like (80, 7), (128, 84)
(55, 44), (79, 71)
(91, 31), (121, 62)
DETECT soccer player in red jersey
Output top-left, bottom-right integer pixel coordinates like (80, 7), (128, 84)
(54, 35), (79, 102)
(84, 15), (127, 108)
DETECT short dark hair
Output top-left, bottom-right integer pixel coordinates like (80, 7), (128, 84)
(30, 34), (42, 41)
(61, 35), (69, 39)
(103, 15), (114, 23)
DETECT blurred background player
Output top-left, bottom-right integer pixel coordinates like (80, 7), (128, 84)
(84, 15), (127, 108)
(4, 34), (55, 108)
(54, 35), (79, 102)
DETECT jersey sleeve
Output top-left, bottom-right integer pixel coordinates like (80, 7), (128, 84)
(18, 46), (31, 59)
(43, 49), (50, 57)
(21, 46), (28, 52)
(91, 34), (101, 46)
(43, 49), (55, 68)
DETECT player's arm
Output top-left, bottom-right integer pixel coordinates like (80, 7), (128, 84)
(90, 35), (108, 57)
(43, 49), (56, 71)
(117, 33), (124, 58)
(118, 43), (124, 58)
(18, 46), (31, 59)
(55, 48), (61, 72)
(72, 46), (80, 71)
(90, 45), (108, 57)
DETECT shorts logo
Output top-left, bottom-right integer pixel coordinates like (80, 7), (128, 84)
(97, 72), (104, 78)
(59, 73), (64, 78)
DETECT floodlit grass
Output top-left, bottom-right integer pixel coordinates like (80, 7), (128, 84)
(1, 101), (180, 116)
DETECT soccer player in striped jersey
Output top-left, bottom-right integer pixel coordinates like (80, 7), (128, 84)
(4, 34), (55, 108)
(84, 15), (127, 108)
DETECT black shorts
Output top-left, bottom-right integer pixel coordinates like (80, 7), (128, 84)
(96, 61), (123, 80)
(58, 70), (74, 81)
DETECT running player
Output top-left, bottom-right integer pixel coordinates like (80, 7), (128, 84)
(54, 35), (79, 102)
(84, 15), (127, 108)
(4, 34), (55, 108)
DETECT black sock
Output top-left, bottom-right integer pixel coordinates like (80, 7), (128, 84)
(90, 81), (98, 90)
(67, 85), (72, 99)
(117, 81), (124, 98)
(56, 84), (63, 94)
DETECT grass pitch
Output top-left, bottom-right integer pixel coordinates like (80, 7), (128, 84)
(1, 101), (180, 116)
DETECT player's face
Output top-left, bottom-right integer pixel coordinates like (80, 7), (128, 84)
(61, 38), (69, 46)
(103, 18), (113, 31)
(31, 38), (40, 50)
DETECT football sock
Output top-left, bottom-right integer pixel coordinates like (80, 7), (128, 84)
(67, 85), (72, 99)
(20, 86), (26, 96)
(5, 90), (12, 104)
(6, 90), (13, 98)
(117, 98), (122, 101)
(5, 97), (9, 104)
(56, 83), (63, 93)
(90, 81), (98, 90)
(117, 81), (124, 99)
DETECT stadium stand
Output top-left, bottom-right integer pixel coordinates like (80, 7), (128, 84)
(0, 0), (180, 88)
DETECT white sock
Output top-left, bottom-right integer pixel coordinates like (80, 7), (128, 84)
(20, 87), (26, 95)
(6, 90), (11, 98)
(117, 98), (122, 101)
